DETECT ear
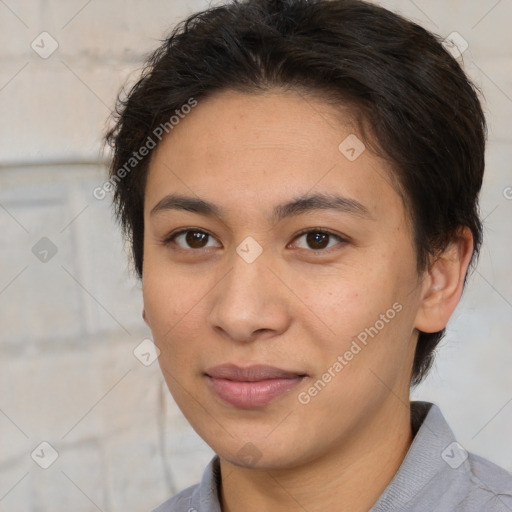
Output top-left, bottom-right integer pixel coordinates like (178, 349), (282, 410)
(414, 227), (474, 333)
(142, 308), (151, 327)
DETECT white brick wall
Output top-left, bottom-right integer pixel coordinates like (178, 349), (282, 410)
(1, 1), (511, 511)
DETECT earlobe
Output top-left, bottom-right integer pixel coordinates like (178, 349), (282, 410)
(414, 227), (474, 334)
(142, 308), (150, 327)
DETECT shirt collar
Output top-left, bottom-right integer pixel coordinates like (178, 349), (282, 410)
(370, 401), (456, 511)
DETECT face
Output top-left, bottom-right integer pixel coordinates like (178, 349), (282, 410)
(142, 89), (427, 470)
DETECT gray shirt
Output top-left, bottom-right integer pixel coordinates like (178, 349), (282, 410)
(152, 401), (512, 512)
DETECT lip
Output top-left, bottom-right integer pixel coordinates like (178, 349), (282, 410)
(205, 364), (306, 408)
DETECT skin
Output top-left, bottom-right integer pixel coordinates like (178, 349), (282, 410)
(142, 89), (473, 512)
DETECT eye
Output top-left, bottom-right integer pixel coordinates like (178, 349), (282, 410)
(163, 227), (348, 253)
(164, 229), (221, 250)
(290, 229), (347, 252)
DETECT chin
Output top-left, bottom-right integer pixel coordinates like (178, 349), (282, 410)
(211, 435), (314, 472)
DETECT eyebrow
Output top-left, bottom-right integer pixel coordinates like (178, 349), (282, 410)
(150, 192), (373, 223)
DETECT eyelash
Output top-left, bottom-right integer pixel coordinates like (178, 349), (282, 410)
(162, 227), (348, 254)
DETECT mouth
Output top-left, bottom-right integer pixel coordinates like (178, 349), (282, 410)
(205, 364), (307, 408)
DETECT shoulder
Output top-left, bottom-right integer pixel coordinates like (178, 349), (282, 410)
(151, 483), (198, 512)
(424, 402), (512, 511)
(372, 402), (512, 512)
(458, 452), (512, 511)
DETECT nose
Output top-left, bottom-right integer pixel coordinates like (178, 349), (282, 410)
(208, 248), (290, 343)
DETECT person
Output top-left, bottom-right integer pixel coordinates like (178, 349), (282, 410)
(104, 0), (512, 510)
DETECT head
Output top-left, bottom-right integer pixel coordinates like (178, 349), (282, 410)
(105, 0), (485, 469)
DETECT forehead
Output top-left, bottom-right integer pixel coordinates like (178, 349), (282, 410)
(145, 89), (404, 226)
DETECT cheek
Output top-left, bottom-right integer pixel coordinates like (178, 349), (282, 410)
(143, 243), (194, 317)
(301, 252), (415, 358)
(142, 262), (217, 369)
(300, 265), (391, 325)
(142, 262), (188, 342)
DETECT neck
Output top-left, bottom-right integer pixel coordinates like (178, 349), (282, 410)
(219, 399), (413, 512)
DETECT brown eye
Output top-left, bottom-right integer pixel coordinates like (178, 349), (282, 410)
(165, 229), (221, 250)
(305, 232), (330, 250)
(292, 229), (346, 252)
(184, 231), (209, 248)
